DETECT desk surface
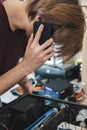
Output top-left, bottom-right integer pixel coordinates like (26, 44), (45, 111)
(1, 84), (18, 104)
(0, 73), (35, 104)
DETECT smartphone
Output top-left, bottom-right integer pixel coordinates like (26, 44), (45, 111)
(33, 21), (52, 45)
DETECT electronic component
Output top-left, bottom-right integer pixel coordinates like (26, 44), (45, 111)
(35, 63), (81, 81)
(34, 78), (73, 108)
(25, 108), (58, 130)
(57, 122), (86, 130)
(45, 78), (73, 100)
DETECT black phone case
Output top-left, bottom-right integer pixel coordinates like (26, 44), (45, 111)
(33, 21), (52, 45)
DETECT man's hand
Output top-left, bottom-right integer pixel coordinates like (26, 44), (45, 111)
(19, 77), (44, 94)
(22, 24), (54, 74)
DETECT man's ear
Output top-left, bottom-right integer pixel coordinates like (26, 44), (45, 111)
(34, 15), (41, 22)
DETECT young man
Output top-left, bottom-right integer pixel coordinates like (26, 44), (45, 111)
(0, 0), (85, 94)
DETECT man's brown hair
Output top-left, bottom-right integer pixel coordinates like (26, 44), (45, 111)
(26, 0), (85, 62)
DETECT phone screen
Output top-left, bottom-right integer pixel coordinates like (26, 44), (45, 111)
(33, 21), (52, 45)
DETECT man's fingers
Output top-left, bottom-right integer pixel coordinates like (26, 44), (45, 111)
(44, 44), (54, 55)
(40, 38), (53, 50)
(27, 33), (33, 48)
(34, 24), (44, 43)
